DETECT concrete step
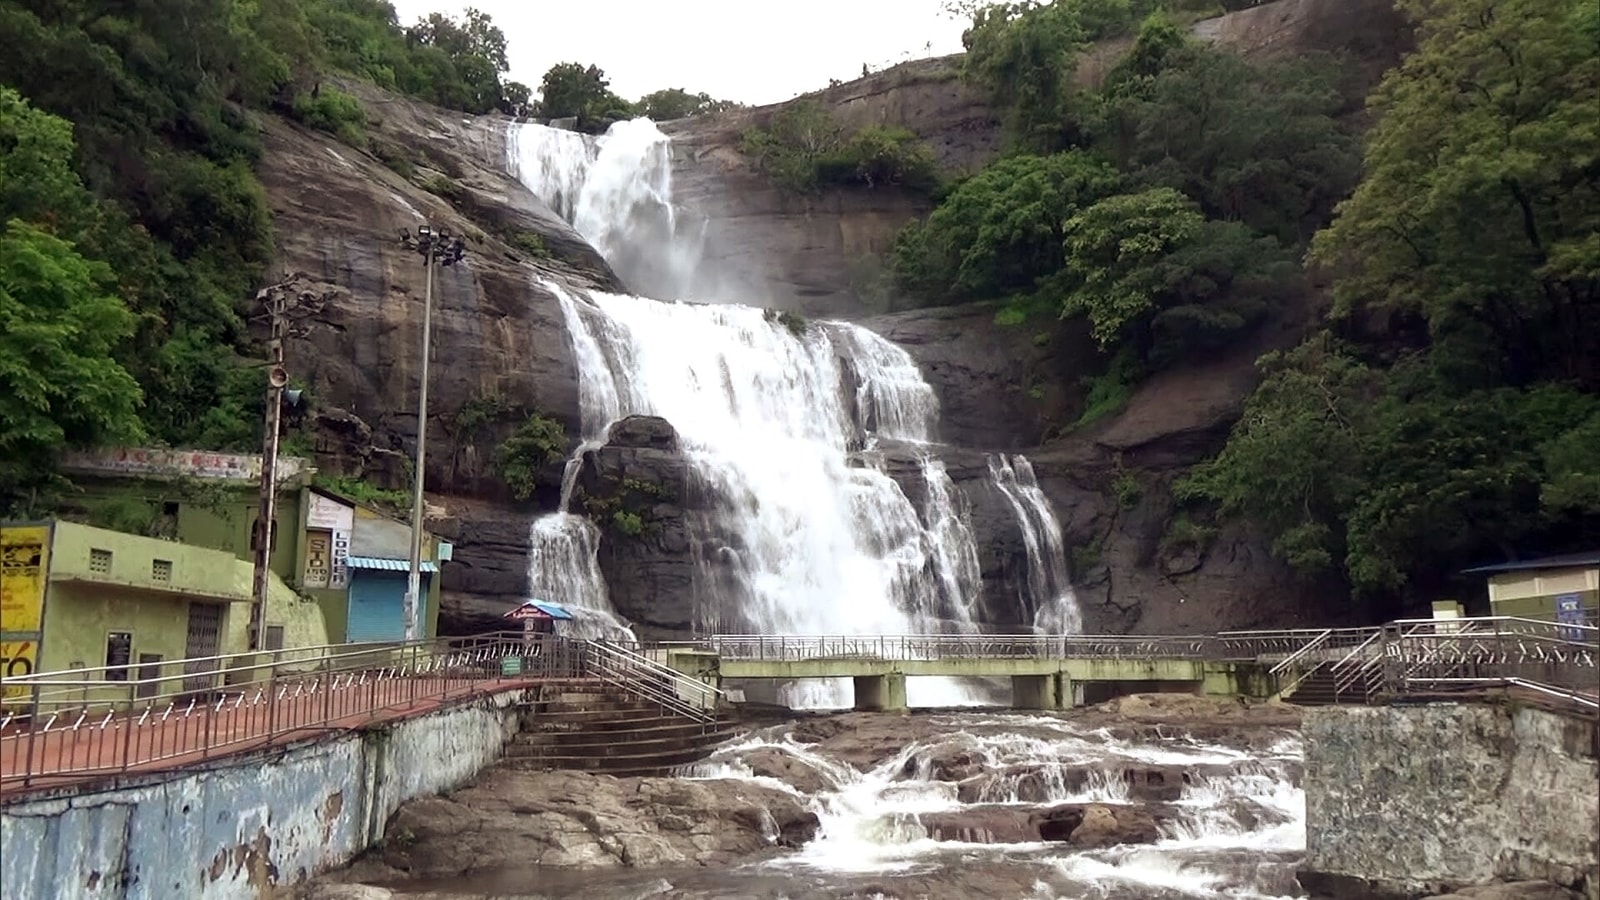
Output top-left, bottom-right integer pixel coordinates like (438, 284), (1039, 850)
(511, 723), (736, 754)
(520, 707), (687, 729)
(509, 741), (730, 774)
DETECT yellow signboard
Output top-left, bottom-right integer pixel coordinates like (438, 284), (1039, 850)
(1, 639), (37, 683)
(1, 524), (49, 633)
(2, 524), (50, 700)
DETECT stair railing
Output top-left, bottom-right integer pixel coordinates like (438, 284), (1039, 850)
(583, 640), (723, 726)
(1329, 628), (1386, 702)
(1269, 628), (1334, 698)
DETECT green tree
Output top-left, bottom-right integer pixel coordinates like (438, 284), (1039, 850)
(961, 1), (1089, 150)
(1310, 0), (1600, 390)
(893, 151), (1122, 302)
(634, 88), (735, 121)
(1090, 39), (1359, 244)
(538, 62), (631, 131)
(1187, 0), (1600, 608)
(494, 413), (568, 501)
(1, 221), (144, 512)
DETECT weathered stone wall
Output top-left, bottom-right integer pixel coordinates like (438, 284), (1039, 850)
(1302, 703), (1599, 899)
(0, 692), (521, 900)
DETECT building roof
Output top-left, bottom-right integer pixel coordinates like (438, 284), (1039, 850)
(503, 600), (575, 621)
(347, 556), (439, 573)
(1461, 551), (1600, 575)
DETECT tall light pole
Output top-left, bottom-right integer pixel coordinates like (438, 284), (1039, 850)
(399, 225), (466, 641)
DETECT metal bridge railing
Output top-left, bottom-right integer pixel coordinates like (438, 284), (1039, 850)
(1380, 616), (1599, 711)
(0, 631), (559, 793)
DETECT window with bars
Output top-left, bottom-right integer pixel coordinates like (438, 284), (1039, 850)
(151, 559), (172, 582)
(89, 548), (113, 574)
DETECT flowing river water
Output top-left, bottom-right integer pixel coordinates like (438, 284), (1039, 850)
(352, 701), (1307, 899)
(326, 118), (1312, 899)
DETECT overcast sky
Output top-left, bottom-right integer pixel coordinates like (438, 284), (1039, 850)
(387, 0), (970, 107)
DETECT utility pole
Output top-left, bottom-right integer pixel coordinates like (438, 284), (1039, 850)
(400, 225), (466, 642)
(249, 288), (290, 652)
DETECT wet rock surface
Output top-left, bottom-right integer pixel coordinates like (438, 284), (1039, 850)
(343, 768), (817, 879)
(313, 695), (1308, 899)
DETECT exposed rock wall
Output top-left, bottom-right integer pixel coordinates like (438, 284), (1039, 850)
(255, 80), (620, 633)
(1301, 703), (1600, 899)
(661, 0), (1412, 320)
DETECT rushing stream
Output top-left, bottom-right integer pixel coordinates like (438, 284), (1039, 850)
(376, 708), (1307, 899)
(420, 117), (1316, 899)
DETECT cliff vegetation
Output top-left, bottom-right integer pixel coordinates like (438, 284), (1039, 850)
(0, 0), (718, 516)
(887, 0), (1600, 613)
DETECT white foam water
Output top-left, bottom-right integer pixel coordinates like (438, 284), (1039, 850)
(503, 118), (1089, 708)
(506, 118), (706, 301)
(679, 714), (1307, 898)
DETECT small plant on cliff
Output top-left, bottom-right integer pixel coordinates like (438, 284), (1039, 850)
(580, 476), (672, 540)
(611, 510), (645, 537)
(421, 175), (465, 201)
(493, 413), (567, 501)
(763, 308), (808, 337)
(504, 230), (552, 260)
(290, 87), (367, 148)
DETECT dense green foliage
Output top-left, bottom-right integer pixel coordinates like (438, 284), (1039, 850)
(911, 0), (1597, 610)
(1181, 0), (1600, 606)
(894, 4), (1348, 386)
(493, 413), (568, 501)
(740, 100), (941, 194)
(0, 0), (526, 514)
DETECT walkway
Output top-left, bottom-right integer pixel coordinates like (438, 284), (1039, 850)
(0, 674), (579, 798)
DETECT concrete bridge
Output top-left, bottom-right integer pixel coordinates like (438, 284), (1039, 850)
(658, 632), (1299, 711)
(657, 621), (1600, 713)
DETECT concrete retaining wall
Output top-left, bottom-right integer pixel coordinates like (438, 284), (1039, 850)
(0, 691), (522, 900)
(1301, 702), (1599, 899)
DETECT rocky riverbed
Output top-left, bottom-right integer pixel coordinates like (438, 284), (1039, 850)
(296, 695), (1585, 900)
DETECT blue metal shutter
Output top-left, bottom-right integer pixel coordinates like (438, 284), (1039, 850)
(345, 571), (428, 642)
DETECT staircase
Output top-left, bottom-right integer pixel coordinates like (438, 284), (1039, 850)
(505, 681), (738, 776)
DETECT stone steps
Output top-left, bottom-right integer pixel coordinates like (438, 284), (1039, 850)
(506, 738), (735, 776)
(511, 682), (737, 776)
(511, 719), (734, 753)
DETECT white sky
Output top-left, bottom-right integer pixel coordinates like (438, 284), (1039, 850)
(387, 0), (970, 107)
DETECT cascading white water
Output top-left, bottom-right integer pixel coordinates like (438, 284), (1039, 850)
(505, 117), (1084, 706)
(680, 714), (1307, 898)
(506, 118), (706, 301)
(549, 284), (987, 707)
(988, 454), (1084, 634)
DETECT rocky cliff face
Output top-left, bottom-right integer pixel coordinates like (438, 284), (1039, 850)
(257, 0), (1411, 638)
(255, 79), (620, 632)
(660, 0), (1412, 320)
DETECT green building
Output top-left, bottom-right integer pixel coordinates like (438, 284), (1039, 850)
(53, 448), (446, 646)
(0, 519), (326, 704)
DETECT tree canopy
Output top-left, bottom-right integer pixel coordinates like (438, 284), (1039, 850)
(1180, 0), (1600, 609)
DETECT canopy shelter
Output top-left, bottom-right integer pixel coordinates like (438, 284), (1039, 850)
(503, 600), (576, 636)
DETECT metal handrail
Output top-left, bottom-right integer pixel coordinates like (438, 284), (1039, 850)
(0, 631), (556, 792)
(1270, 629), (1333, 676)
(583, 641), (722, 725)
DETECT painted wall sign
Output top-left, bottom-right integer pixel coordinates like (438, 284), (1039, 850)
(304, 530), (332, 589)
(1, 524), (51, 700)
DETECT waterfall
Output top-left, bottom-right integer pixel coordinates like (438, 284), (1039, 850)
(987, 455), (1083, 634)
(506, 118), (706, 300)
(504, 118), (1085, 706)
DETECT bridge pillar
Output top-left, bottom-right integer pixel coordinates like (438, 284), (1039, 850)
(853, 674), (907, 712)
(1012, 674), (1066, 710)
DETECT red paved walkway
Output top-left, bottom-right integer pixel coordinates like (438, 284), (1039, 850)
(0, 675), (597, 799)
